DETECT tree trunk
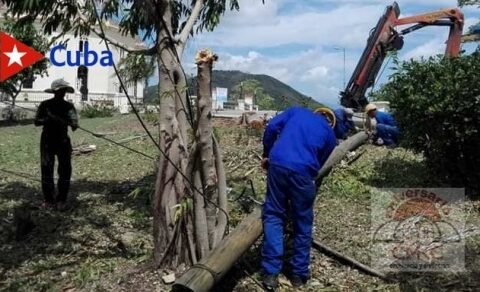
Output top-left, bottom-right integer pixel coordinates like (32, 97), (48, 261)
(153, 5), (192, 267)
(152, 15), (228, 267)
(195, 50), (219, 249)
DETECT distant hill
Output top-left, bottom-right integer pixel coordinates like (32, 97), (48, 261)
(144, 70), (323, 110)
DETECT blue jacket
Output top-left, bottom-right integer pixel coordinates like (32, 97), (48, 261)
(333, 108), (355, 139)
(375, 111), (397, 127)
(263, 107), (336, 179)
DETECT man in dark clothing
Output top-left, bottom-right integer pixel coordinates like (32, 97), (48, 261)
(261, 107), (336, 290)
(34, 79), (78, 209)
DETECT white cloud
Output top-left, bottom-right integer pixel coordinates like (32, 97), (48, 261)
(196, 2), (386, 49)
(301, 65), (330, 82)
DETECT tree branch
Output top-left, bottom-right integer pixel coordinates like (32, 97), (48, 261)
(177, 0), (204, 54)
(75, 2), (158, 55)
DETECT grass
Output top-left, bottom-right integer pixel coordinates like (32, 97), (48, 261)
(0, 115), (156, 291)
(1, 115), (479, 291)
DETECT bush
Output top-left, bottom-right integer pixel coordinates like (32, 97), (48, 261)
(80, 101), (117, 118)
(375, 50), (480, 194)
(1, 106), (28, 121)
(143, 106), (159, 124)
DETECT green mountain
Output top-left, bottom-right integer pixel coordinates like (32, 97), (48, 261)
(144, 70), (323, 110)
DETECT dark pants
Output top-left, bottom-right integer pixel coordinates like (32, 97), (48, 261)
(261, 164), (316, 279)
(40, 133), (72, 203)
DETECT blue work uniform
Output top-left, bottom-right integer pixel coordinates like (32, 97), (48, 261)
(261, 107), (336, 280)
(333, 108), (355, 140)
(374, 111), (399, 146)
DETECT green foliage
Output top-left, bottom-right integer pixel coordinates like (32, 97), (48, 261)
(142, 106), (159, 124)
(458, 0), (480, 7)
(230, 79), (277, 110)
(117, 54), (155, 97)
(2, 0), (252, 42)
(80, 101), (117, 118)
(374, 51), (480, 193)
(1, 106), (28, 121)
(219, 71), (323, 110)
(0, 17), (49, 101)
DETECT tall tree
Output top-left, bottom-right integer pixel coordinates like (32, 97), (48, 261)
(1, 0), (260, 268)
(458, 0), (480, 6)
(0, 17), (49, 120)
(459, 0), (480, 43)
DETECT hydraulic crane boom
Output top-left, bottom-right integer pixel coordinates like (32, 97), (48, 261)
(340, 2), (464, 109)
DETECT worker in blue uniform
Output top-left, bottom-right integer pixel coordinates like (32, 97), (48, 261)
(260, 107), (336, 290)
(365, 103), (399, 146)
(333, 107), (355, 140)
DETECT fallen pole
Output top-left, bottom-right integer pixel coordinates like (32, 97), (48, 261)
(174, 131), (369, 292)
(316, 131), (369, 182)
(312, 240), (390, 281)
(173, 208), (263, 292)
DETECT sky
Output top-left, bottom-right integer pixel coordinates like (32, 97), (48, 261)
(179, 0), (480, 107)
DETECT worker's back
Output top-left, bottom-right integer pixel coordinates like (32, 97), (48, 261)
(35, 97), (77, 140)
(265, 107), (336, 179)
(333, 108), (354, 139)
(375, 111), (397, 127)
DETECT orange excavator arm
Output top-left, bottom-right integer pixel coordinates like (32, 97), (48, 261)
(395, 8), (464, 57)
(340, 2), (464, 109)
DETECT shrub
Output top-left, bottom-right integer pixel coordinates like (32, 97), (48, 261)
(1, 106), (28, 121)
(143, 106), (159, 124)
(80, 101), (116, 118)
(374, 50), (480, 194)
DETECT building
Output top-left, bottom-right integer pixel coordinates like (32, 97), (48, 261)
(0, 4), (146, 112)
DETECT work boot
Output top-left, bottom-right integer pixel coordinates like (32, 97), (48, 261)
(262, 274), (279, 291)
(286, 273), (307, 288)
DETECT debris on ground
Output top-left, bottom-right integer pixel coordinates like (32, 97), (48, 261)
(72, 144), (97, 155)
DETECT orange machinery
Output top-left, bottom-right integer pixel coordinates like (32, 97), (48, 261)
(340, 2), (464, 109)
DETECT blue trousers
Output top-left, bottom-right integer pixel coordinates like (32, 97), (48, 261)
(261, 164), (316, 279)
(376, 124), (400, 146)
